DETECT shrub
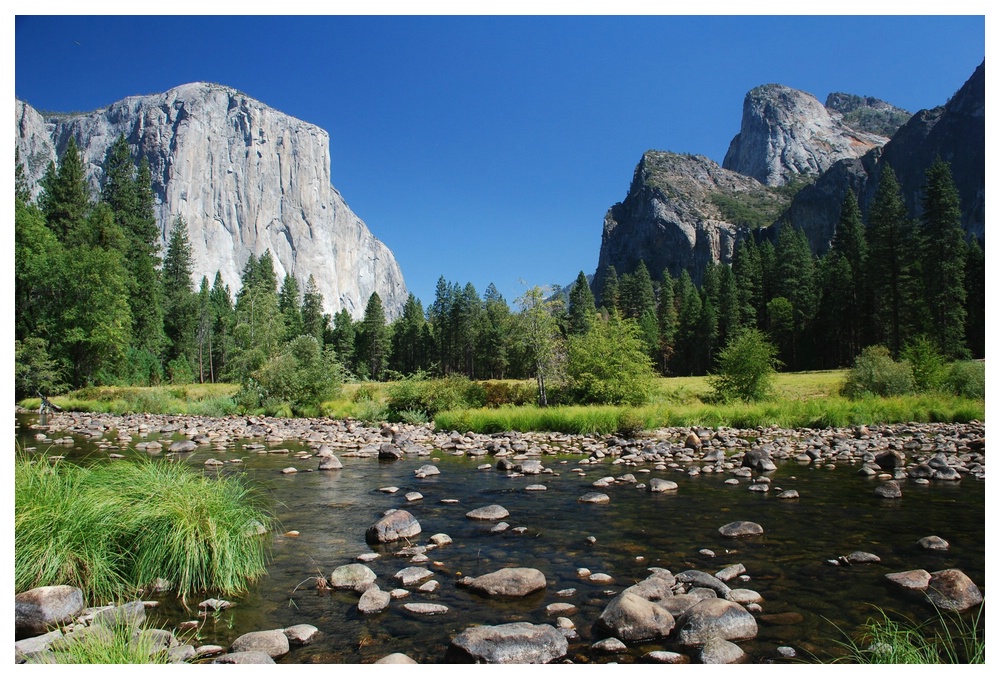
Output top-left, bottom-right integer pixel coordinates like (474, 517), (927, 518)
(616, 411), (646, 438)
(708, 328), (781, 402)
(842, 346), (915, 399)
(900, 336), (947, 392)
(482, 381), (537, 408)
(15, 337), (67, 399)
(166, 354), (195, 385)
(386, 375), (486, 419)
(566, 315), (656, 406)
(943, 361), (985, 399)
(239, 335), (341, 414)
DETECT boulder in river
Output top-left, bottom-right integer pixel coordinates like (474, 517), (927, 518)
(447, 622), (568, 663)
(229, 629), (289, 658)
(596, 591), (676, 642)
(675, 598), (758, 646)
(926, 569), (983, 612)
(465, 504), (510, 520)
(365, 509), (422, 544)
(468, 567), (547, 598)
(15, 585), (85, 639)
(329, 563), (377, 592)
(718, 521), (763, 538)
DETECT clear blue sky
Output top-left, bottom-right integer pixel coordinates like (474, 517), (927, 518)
(13, 13), (986, 308)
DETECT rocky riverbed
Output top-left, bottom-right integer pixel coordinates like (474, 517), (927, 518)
(15, 410), (986, 663)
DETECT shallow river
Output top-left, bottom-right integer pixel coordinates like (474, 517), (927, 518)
(15, 414), (985, 663)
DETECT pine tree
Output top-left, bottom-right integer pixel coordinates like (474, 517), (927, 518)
(229, 251), (286, 381)
(195, 277), (213, 382)
(732, 237), (763, 329)
(39, 137), (91, 243)
(868, 165), (916, 356)
(919, 160), (967, 358)
(567, 271), (596, 336)
(597, 265), (619, 314)
(618, 261), (656, 321)
(964, 238), (984, 358)
(300, 275), (326, 344)
(829, 191), (868, 357)
(390, 293), (428, 376)
(655, 269), (677, 374)
(330, 308), (356, 374)
(672, 271), (702, 376)
(278, 273), (304, 341)
(357, 292), (390, 381)
(478, 283), (512, 379)
(161, 217), (198, 374)
(773, 225), (818, 369)
(209, 272), (235, 380)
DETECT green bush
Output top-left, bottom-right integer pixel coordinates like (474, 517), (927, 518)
(238, 335), (341, 414)
(483, 381), (537, 408)
(900, 336), (947, 392)
(167, 354), (195, 385)
(566, 315), (656, 406)
(842, 346), (916, 399)
(15, 337), (67, 399)
(386, 374), (486, 419)
(708, 328), (781, 403)
(943, 361), (985, 399)
(616, 411), (646, 438)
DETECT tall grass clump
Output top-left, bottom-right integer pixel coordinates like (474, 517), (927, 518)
(15, 457), (273, 603)
(27, 620), (174, 664)
(828, 603), (984, 664)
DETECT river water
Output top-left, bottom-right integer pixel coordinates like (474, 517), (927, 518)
(15, 413), (985, 663)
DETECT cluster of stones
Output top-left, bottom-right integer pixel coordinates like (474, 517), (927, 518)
(14, 585), (320, 664)
(21, 410), (985, 490)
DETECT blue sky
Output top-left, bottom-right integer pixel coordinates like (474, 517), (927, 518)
(13, 12), (986, 308)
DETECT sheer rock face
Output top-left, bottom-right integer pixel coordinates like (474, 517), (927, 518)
(14, 82), (407, 319)
(722, 84), (888, 187)
(594, 151), (781, 290)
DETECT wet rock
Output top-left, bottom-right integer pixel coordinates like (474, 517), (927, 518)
(414, 464), (440, 477)
(776, 489), (799, 499)
(777, 646), (797, 658)
(660, 593), (707, 618)
(622, 576), (673, 602)
(588, 572), (614, 584)
(168, 439), (197, 453)
(726, 589), (763, 605)
(403, 602), (449, 615)
(469, 567), (547, 598)
(718, 521), (763, 538)
(404, 492), (423, 502)
(596, 591), (676, 642)
(648, 478), (678, 492)
(715, 564), (746, 582)
(885, 569), (932, 591)
(317, 455), (342, 470)
(525, 484), (547, 491)
(676, 598), (758, 646)
(546, 602), (578, 616)
(466, 504), (510, 520)
(329, 563), (378, 592)
(198, 598), (233, 611)
(578, 492), (611, 504)
(394, 567), (434, 587)
(90, 600), (146, 629)
(844, 551), (880, 564)
(448, 622), (568, 664)
(917, 535), (950, 551)
(742, 448), (776, 472)
(15, 629), (63, 658)
(167, 645), (197, 662)
(378, 443), (402, 460)
(874, 450), (905, 470)
(283, 624), (320, 645)
(926, 569), (983, 612)
(375, 652), (418, 663)
(212, 651), (276, 664)
(684, 433), (702, 450)
(429, 533), (453, 546)
(15, 585), (85, 639)
(700, 637), (747, 664)
(358, 586), (391, 614)
(676, 570), (731, 598)
(518, 460), (544, 474)
(874, 480), (902, 498)
(229, 629), (289, 658)
(758, 611), (804, 625)
(592, 637), (628, 653)
(642, 650), (689, 663)
(366, 509), (422, 543)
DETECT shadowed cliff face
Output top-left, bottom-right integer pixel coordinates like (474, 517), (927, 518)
(594, 151), (786, 288)
(15, 82), (407, 320)
(777, 61), (985, 251)
(722, 84), (888, 187)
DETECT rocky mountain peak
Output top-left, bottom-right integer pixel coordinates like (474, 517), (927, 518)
(825, 92), (912, 138)
(723, 83), (888, 186)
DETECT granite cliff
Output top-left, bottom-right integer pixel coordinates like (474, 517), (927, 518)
(15, 82), (407, 319)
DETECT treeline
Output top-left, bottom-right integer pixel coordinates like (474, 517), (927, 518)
(15, 138), (983, 405)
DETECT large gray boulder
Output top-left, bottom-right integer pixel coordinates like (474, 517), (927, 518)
(465, 504), (510, 520)
(358, 586), (391, 614)
(366, 509), (422, 543)
(448, 622), (568, 663)
(676, 598), (758, 646)
(926, 569), (983, 612)
(675, 570), (732, 598)
(329, 563), (378, 592)
(699, 637), (747, 664)
(229, 629), (290, 658)
(90, 600), (146, 629)
(468, 568), (547, 598)
(15, 585), (85, 639)
(718, 521), (764, 538)
(596, 591), (676, 642)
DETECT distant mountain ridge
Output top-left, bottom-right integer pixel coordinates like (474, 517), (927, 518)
(15, 82), (408, 320)
(595, 62), (984, 287)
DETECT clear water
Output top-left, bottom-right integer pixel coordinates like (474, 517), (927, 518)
(16, 414), (985, 663)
